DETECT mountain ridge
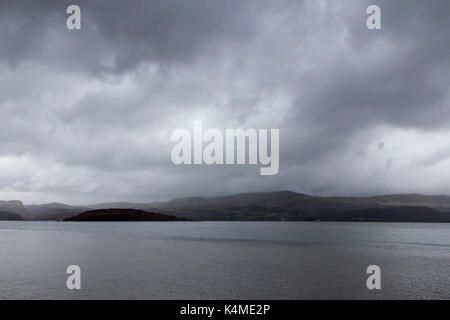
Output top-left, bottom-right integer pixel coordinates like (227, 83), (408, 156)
(1, 191), (450, 221)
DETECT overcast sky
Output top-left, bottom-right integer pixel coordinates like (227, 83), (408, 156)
(0, 0), (449, 204)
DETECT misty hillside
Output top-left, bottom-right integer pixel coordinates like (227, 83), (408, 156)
(22, 203), (88, 221)
(0, 200), (25, 214)
(160, 191), (450, 211)
(1, 191), (450, 221)
(0, 211), (24, 221)
(147, 191), (450, 221)
(311, 206), (450, 222)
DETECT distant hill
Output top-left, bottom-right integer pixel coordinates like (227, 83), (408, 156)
(0, 200), (25, 214)
(23, 203), (88, 221)
(308, 206), (450, 222)
(331, 194), (450, 211)
(156, 191), (450, 211)
(145, 191), (450, 221)
(2, 191), (450, 222)
(0, 211), (24, 221)
(64, 208), (183, 222)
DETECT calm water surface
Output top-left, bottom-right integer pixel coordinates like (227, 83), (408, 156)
(0, 221), (448, 299)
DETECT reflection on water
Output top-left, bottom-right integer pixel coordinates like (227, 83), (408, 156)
(0, 221), (448, 299)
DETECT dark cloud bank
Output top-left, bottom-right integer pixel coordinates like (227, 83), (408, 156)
(0, 0), (449, 204)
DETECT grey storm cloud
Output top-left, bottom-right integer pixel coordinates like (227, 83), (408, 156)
(0, 0), (449, 204)
(0, 0), (262, 73)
